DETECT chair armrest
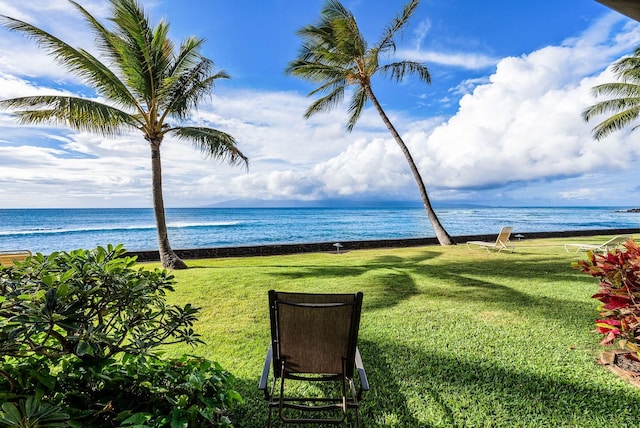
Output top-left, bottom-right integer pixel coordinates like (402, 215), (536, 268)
(258, 345), (273, 399)
(355, 347), (369, 400)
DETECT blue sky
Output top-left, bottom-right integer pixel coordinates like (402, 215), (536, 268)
(0, 0), (639, 208)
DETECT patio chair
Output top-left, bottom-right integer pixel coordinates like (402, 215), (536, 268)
(466, 226), (515, 252)
(0, 250), (32, 266)
(259, 290), (368, 426)
(564, 235), (632, 254)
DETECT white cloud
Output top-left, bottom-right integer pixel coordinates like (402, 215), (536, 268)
(0, 72), (71, 99)
(414, 17), (640, 198)
(0, 1), (112, 82)
(412, 18), (431, 50)
(1, 6), (640, 208)
(396, 48), (498, 70)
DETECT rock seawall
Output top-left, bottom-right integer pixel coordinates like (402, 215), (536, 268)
(125, 227), (640, 262)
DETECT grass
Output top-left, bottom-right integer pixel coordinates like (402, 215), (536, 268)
(151, 236), (640, 427)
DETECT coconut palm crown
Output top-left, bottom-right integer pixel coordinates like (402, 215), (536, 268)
(0, 0), (247, 269)
(583, 46), (640, 140)
(286, 0), (453, 245)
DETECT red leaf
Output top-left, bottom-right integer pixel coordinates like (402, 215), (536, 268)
(603, 296), (633, 310)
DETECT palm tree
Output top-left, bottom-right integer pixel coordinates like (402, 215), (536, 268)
(0, 0), (247, 269)
(286, 0), (453, 245)
(583, 46), (640, 140)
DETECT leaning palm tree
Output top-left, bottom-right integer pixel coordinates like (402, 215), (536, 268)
(583, 46), (640, 140)
(286, 0), (453, 245)
(0, 0), (247, 269)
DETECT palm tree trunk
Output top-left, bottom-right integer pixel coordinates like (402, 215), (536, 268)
(365, 87), (454, 245)
(150, 140), (188, 269)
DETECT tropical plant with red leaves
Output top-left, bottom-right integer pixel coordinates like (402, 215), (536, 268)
(574, 238), (640, 356)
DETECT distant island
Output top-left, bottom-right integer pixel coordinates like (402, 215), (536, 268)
(203, 198), (491, 209)
(617, 208), (640, 213)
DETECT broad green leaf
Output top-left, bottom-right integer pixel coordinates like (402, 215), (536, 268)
(56, 282), (69, 298)
(76, 340), (94, 356)
(0, 402), (21, 423)
(121, 412), (152, 425)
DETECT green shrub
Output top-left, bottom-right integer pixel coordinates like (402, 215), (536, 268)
(0, 394), (69, 428)
(574, 238), (640, 356)
(0, 245), (240, 427)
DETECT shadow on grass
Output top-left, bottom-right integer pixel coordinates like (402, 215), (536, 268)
(231, 337), (640, 427)
(265, 249), (598, 327)
(265, 251), (443, 311)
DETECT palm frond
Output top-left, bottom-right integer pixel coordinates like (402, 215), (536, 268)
(378, 61), (431, 84)
(0, 14), (139, 110)
(322, 0), (352, 22)
(307, 76), (349, 97)
(304, 85), (346, 119)
(347, 86), (369, 131)
(612, 56), (640, 83)
(0, 96), (140, 136)
(168, 36), (207, 78)
(590, 82), (640, 99)
(584, 97), (640, 119)
(170, 127), (248, 168)
(376, 0), (419, 54)
(294, 30), (344, 69)
(162, 59), (211, 117)
(162, 58), (228, 121)
(295, 25), (333, 55)
(587, 106), (640, 140)
(331, 13), (366, 60)
(109, 0), (168, 104)
(288, 59), (349, 88)
(295, 1), (365, 68)
(584, 45), (640, 140)
(69, 1), (118, 61)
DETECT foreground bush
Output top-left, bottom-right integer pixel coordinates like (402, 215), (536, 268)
(0, 245), (240, 427)
(575, 238), (640, 356)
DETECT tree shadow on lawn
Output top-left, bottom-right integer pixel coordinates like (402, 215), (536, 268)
(266, 249), (598, 327)
(265, 252), (442, 311)
(413, 254), (600, 327)
(231, 338), (640, 427)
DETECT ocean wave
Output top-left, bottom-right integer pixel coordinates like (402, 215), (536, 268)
(0, 221), (244, 237)
(167, 221), (243, 228)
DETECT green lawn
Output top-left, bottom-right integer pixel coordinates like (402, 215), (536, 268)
(154, 236), (640, 427)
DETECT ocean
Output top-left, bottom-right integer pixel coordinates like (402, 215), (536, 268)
(0, 206), (639, 255)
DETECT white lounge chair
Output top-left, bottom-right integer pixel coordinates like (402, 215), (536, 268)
(0, 250), (32, 266)
(467, 226), (515, 252)
(564, 235), (631, 254)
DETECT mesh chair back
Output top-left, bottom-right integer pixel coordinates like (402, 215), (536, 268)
(269, 290), (363, 378)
